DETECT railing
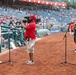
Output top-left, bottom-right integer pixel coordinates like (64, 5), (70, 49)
(0, 32), (13, 53)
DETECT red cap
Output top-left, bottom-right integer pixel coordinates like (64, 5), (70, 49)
(29, 15), (36, 21)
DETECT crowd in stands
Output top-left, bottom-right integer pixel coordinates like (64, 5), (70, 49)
(0, 5), (76, 51)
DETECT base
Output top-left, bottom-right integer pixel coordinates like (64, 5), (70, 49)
(61, 61), (76, 66)
(1, 60), (16, 65)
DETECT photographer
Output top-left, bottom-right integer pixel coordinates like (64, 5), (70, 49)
(11, 15), (36, 65)
(21, 15), (36, 65)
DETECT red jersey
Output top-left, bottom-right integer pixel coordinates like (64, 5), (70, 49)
(68, 25), (71, 30)
(68, 22), (75, 30)
(24, 21), (36, 40)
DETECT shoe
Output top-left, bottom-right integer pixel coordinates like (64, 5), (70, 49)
(74, 49), (76, 53)
(26, 60), (34, 65)
(0, 61), (2, 64)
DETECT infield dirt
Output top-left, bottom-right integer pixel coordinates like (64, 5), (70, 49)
(0, 32), (76, 75)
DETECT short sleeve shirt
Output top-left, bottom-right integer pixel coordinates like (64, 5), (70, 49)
(24, 21), (36, 40)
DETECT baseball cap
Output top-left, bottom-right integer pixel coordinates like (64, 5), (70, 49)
(29, 15), (36, 21)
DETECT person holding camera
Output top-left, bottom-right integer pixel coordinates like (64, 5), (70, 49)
(11, 15), (36, 64)
(21, 15), (36, 65)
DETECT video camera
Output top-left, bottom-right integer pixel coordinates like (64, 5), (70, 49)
(23, 16), (41, 24)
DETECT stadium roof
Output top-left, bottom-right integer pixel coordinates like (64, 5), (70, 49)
(19, 0), (67, 7)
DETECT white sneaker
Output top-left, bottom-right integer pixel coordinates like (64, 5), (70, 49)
(75, 51), (76, 53)
(0, 61), (2, 64)
(26, 60), (34, 65)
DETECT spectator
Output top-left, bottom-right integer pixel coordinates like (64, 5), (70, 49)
(68, 22), (74, 35)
